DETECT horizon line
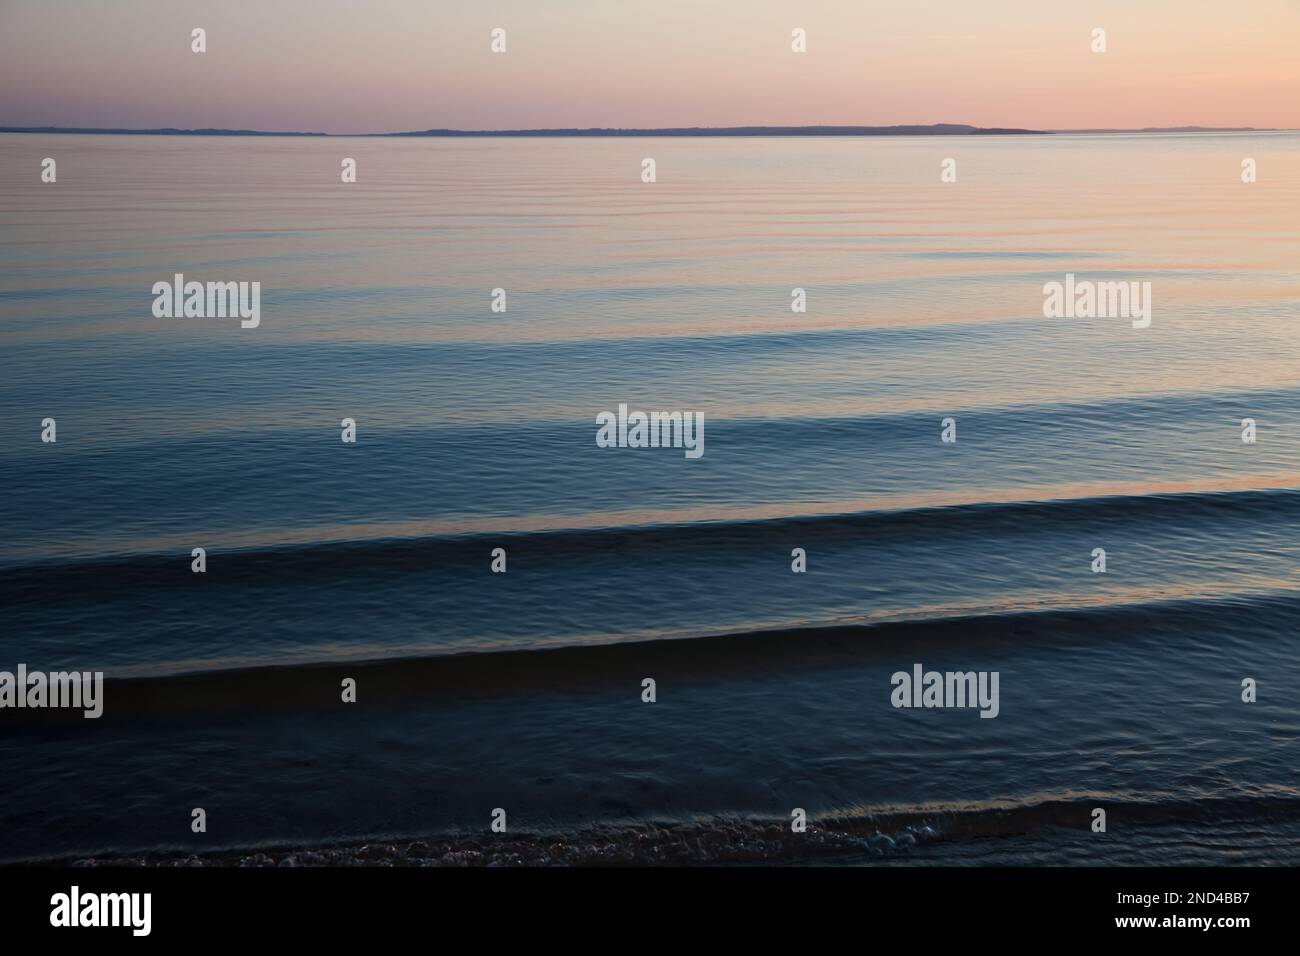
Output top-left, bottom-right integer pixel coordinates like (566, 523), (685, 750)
(0, 123), (1289, 139)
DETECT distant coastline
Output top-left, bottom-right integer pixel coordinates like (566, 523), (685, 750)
(0, 123), (1283, 138)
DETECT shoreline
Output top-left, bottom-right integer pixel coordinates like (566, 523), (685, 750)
(30, 819), (933, 868)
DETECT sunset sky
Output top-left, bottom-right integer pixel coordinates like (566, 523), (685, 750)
(1, 0), (1298, 133)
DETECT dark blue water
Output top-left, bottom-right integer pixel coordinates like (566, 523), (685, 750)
(1, 133), (1298, 864)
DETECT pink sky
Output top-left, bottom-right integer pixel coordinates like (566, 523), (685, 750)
(2, 0), (1297, 133)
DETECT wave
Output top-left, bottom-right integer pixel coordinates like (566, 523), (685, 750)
(3, 588), (1296, 722)
(43, 789), (1300, 867)
(3, 483), (1298, 588)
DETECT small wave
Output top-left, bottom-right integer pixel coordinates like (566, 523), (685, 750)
(49, 789), (1300, 867)
(3, 484), (1297, 588)
(3, 589), (1296, 722)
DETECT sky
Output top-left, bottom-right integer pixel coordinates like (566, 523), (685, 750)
(1, 0), (1298, 133)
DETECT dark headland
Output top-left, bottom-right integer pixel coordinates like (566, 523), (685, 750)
(1, 123), (1037, 137)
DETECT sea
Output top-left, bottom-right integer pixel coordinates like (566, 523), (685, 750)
(1, 131), (1298, 864)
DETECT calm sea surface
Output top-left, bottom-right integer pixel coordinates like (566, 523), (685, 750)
(1, 132), (1298, 864)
